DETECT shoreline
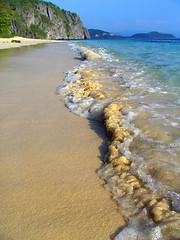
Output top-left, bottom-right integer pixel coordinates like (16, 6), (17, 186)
(0, 42), (124, 239)
(58, 43), (180, 240)
(0, 36), (66, 49)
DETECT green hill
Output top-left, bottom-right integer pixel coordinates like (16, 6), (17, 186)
(88, 29), (176, 40)
(88, 29), (123, 39)
(130, 31), (176, 39)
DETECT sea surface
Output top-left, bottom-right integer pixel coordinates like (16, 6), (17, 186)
(57, 39), (180, 239)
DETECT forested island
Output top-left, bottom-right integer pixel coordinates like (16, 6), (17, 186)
(89, 29), (176, 40)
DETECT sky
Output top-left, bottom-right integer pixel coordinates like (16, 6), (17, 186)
(50, 0), (180, 37)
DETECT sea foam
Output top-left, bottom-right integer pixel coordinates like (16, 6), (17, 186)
(57, 43), (180, 239)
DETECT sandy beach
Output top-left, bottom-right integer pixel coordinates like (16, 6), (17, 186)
(0, 42), (124, 239)
(0, 36), (65, 50)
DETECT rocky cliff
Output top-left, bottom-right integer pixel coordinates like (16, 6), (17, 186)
(1, 0), (90, 39)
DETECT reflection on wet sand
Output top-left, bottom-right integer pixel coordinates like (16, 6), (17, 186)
(0, 44), (124, 240)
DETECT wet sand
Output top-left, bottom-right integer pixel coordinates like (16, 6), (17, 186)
(0, 43), (124, 239)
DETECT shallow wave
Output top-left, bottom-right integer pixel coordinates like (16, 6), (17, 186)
(57, 43), (180, 239)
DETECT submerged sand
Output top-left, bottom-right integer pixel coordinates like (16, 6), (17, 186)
(0, 43), (124, 239)
(0, 36), (65, 49)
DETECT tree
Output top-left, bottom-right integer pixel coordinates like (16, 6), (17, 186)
(0, 1), (11, 34)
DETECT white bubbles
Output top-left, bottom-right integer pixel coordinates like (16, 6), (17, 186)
(58, 42), (180, 240)
(115, 227), (140, 240)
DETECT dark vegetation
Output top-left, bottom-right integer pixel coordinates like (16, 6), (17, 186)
(7, 0), (39, 8)
(29, 23), (47, 38)
(0, 1), (11, 35)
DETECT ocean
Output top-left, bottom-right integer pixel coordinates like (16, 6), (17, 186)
(57, 39), (180, 239)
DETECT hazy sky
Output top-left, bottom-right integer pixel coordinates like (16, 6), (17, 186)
(50, 0), (180, 37)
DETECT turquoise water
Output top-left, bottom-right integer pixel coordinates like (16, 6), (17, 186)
(80, 39), (180, 87)
(58, 39), (180, 239)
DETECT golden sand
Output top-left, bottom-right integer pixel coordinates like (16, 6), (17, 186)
(0, 43), (124, 239)
(0, 36), (65, 50)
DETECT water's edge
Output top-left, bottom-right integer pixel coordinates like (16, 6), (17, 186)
(57, 43), (180, 240)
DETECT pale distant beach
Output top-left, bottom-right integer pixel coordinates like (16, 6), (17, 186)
(0, 41), (124, 239)
(0, 36), (66, 50)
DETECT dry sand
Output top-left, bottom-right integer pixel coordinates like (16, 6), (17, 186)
(0, 36), (65, 49)
(0, 43), (124, 239)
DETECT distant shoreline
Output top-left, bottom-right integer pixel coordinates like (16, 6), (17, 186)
(88, 29), (178, 40)
(0, 36), (67, 50)
(1, 36), (179, 51)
